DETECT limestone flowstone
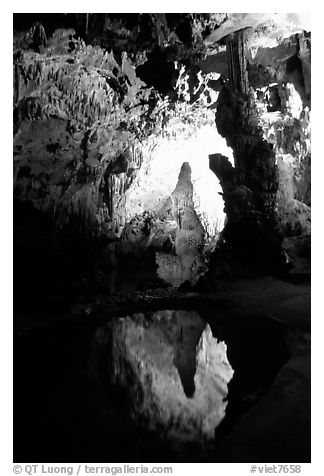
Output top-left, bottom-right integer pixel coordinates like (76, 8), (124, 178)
(13, 34), (164, 236)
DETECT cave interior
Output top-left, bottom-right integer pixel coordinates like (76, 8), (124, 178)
(13, 13), (311, 463)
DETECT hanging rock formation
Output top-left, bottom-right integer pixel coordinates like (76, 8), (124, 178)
(13, 32), (164, 236)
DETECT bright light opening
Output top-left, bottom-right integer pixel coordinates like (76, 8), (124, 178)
(124, 123), (234, 239)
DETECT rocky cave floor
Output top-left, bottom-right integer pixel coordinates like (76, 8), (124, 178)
(14, 271), (310, 463)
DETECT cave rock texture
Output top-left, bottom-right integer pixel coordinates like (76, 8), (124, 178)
(156, 162), (206, 286)
(13, 13), (311, 296)
(13, 12), (312, 465)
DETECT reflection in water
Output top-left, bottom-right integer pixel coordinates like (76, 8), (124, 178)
(170, 311), (206, 398)
(93, 310), (234, 447)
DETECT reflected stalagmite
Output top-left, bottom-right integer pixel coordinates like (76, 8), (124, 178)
(93, 310), (234, 447)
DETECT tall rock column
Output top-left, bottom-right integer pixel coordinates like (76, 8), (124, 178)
(156, 162), (206, 286)
(211, 31), (284, 274)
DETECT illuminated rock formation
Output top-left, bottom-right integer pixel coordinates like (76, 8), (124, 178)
(13, 13), (311, 295)
(156, 162), (206, 286)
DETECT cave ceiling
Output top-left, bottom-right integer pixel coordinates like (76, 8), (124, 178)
(13, 13), (311, 94)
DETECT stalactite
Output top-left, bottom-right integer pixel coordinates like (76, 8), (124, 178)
(226, 31), (249, 96)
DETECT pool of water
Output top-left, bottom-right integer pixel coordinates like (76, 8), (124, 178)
(14, 307), (290, 462)
(91, 310), (235, 446)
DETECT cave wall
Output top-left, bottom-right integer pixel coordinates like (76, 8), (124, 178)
(13, 31), (164, 237)
(13, 18), (223, 240)
(13, 13), (311, 288)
